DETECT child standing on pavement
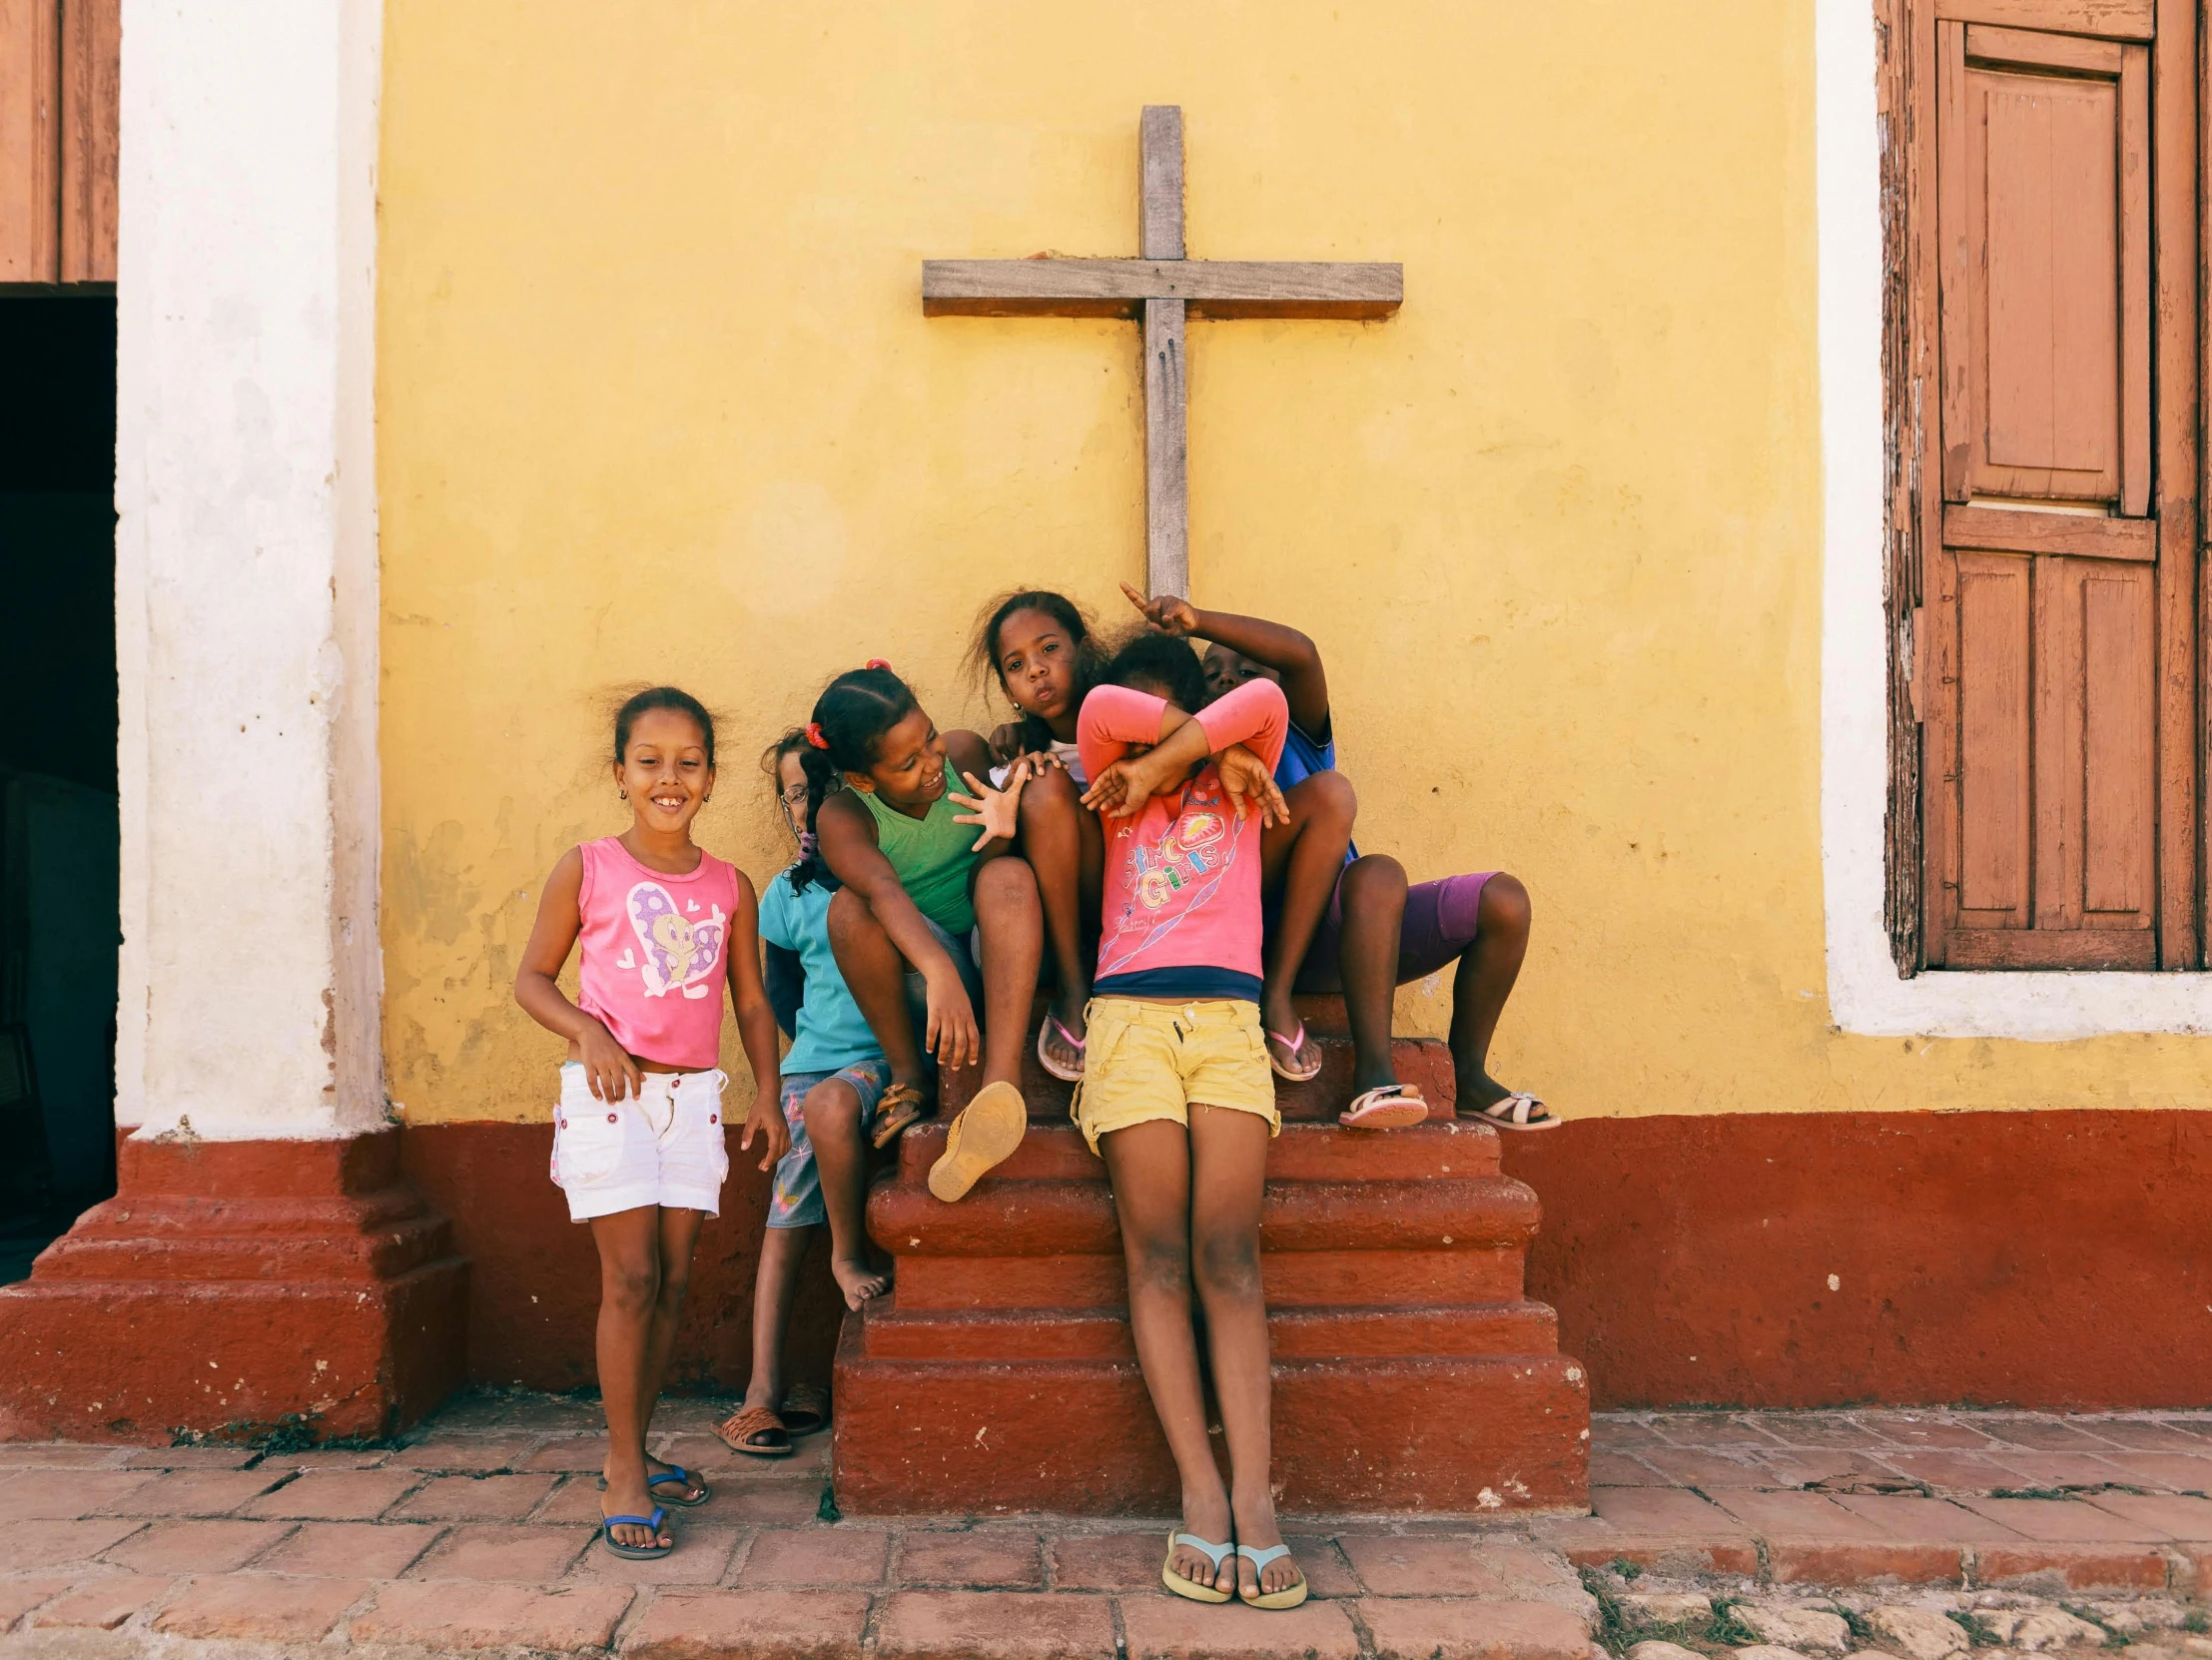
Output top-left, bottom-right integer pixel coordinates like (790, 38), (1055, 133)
(514, 687), (787, 1560)
(1074, 631), (1309, 1611)
(718, 732), (898, 1460)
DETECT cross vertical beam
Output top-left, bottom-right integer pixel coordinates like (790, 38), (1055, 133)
(923, 108), (1402, 598)
(1139, 106), (1189, 597)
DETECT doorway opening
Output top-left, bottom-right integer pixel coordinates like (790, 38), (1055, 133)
(0, 294), (119, 1282)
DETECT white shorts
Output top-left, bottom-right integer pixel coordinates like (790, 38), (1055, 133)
(549, 1064), (729, 1222)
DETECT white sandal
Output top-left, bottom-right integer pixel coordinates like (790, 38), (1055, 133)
(1471, 1091), (1558, 1131)
(1339, 1085), (1428, 1129)
(1161, 1529), (1234, 1603)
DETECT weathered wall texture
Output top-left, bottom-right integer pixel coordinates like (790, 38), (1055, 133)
(116, 0), (383, 1139)
(378, 2), (2212, 1131)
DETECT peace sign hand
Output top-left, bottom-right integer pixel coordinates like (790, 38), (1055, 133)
(948, 768), (1027, 851)
(1119, 580), (1199, 638)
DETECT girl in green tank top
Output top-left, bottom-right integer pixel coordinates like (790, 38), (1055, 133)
(856, 784), (978, 935)
(795, 662), (1048, 1207)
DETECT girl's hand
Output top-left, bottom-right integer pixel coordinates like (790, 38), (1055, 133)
(987, 722), (1028, 764)
(1083, 751), (1176, 819)
(948, 768), (1026, 852)
(578, 1021), (641, 1103)
(1119, 579), (1199, 638)
(738, 1089), (790, 1173)
(923, 967), (981, 1069)
(1215, 743), (1290, 828)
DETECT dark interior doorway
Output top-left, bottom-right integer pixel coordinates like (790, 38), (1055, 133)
(0, 294), (119, 1283)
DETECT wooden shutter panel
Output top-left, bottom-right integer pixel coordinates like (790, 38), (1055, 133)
(0, 0), (116, 284)
(1923, 8), (2177, 969)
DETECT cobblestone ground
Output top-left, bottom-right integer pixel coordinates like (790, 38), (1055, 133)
(3, 1400), (2212, 1659)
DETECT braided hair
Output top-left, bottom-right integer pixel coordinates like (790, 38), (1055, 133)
(790, 664), (919, 895)
(970, 588), (1103, 756)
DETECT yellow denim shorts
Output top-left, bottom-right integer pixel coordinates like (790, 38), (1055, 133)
(1070, 996), (1279, 1155)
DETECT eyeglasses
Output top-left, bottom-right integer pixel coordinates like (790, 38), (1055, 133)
(778, 784), (809, 808)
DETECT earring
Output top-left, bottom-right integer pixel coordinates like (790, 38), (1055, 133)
(619, 790), (628, 800)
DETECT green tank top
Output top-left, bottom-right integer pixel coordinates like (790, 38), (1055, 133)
(858, 787), (978, 936)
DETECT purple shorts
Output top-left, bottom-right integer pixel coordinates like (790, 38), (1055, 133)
(1292, 868), (1494, 992)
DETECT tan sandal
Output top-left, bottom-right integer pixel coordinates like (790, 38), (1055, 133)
(1339, 1084), (1428, 1129)
(871, 1083), (928, 1150)
(1468, 1091), (1559, 1131)
(715, 1404), (793, 1457)
(926, 1080), (1027, 1204)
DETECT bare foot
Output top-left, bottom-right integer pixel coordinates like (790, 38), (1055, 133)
(831, 1253), (889, 1311)
(600, 1468), (672, 1551)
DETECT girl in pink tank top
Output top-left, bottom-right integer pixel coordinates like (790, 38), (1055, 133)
(514, 687), (784, 1562)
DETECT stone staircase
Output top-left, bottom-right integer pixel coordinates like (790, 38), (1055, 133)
(831, 997), (1589, 1516)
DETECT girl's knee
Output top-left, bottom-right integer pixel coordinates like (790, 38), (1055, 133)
(1482, 873), (1532, 938)
(974, 855), (1041, 917)
(1342, 852), (1408, 907)
(1122, 1224), (1191, 1292)
(655, 1260), (692, 1315)
(1287, 769), (1357, 827)
(602, 1254), (660, 1318)
(1192, 1226), (1261, 1298)
(802, 1079), (863, 1136)
(1019, 764), (1080, 823)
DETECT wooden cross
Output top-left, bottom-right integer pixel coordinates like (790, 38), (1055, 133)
(923, 106), (1402, 598)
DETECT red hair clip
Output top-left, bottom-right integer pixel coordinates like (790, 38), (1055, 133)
(805, 722), (829, 749)
(866, 658), (891, 671)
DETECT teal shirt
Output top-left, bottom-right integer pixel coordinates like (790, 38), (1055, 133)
(757, 867), (885, 1076)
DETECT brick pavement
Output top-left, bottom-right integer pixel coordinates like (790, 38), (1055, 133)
(6, 1399), (2212, 1657)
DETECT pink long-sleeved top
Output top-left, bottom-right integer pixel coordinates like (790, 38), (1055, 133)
(1077, 677), (1289, 1001)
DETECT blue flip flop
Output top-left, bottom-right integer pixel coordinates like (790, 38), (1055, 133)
(600, 1505), (672, 1559)
(647, 1465), (711, 1506)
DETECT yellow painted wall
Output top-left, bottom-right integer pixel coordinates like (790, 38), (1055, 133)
(375, 0), (2212, 1128)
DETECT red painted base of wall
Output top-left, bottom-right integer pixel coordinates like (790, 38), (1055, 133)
(0, 1130), (468, 1443)
(1500, 1111), (2212, 1410)
(234, 1108), (2212, 1431)
(398, 1122), (851, 1398)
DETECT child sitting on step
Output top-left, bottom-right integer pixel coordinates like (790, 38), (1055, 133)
(1126, 588), (1551, 1131)
(799, 661), (1045, 1203)
(514, 686), (786, 1560)
(973, 588), (1107, 1083)
(717, 731), (897, 1461)
(1073, 630), (1309, 1611)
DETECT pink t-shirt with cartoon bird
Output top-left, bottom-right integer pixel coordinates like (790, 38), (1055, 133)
(1078, 678), (1289, 1000)
(575, 836), (739, 1070)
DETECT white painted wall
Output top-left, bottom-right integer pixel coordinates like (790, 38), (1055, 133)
(114, 0), (385, 1137)
(1819, 0), (2212, 1038)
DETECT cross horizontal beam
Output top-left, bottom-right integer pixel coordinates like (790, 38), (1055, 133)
(923, 258), (1402, 321)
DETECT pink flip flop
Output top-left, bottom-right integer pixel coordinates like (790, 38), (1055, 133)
(1339, 1085), (1429, 1129)
(1265, 1023), (1323, 1083)
(1037, 1014), (1087, 1083)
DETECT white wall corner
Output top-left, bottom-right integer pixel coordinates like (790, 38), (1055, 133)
(1817, 0), (2212, 1040)
(115, 0), (386, 1139)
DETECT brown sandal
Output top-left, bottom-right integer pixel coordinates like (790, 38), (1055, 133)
(780, 1381), (831, 1437)
(715, 1404), (793, 1457)
(871, 1083), (928, 1150)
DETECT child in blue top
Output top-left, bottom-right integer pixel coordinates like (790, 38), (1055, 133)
(719, 732), (899, 1460)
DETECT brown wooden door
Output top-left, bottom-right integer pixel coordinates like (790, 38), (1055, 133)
(1916, 0), (2196, 969)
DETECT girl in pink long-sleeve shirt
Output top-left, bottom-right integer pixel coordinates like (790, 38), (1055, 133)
(1071, 631), (1307, 1610)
